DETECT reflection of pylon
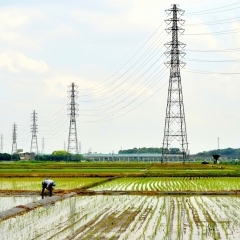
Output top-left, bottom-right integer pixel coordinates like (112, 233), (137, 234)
(162, 4), (188, 164)
(67, 83), (79, 154)
(0, 134), (3, 153)
(30, 110), (38, 154)
(11, 123), (18, 160)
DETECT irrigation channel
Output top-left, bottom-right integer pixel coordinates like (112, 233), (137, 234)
(0, 177), (240, 240)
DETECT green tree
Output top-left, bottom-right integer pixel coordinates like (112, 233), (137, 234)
(52, 150), (69, 156)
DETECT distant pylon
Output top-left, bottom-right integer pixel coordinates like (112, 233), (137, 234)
(30, 110), (38, 154)
(162, 4), (188, 164)
(0, 134), (3, 153)
(67, 83), (79, 154)
(41, 137), (45, 154)
(64, 141), (66, 151)
(79, 141), (81, 154)
(11, 123), (18, 160)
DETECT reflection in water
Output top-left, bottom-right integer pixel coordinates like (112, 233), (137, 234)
(0, 195), (240, 240)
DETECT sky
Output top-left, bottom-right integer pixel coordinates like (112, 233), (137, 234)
(0, 0), (240, 154)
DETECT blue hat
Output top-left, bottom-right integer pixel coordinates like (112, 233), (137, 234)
(52, 181), (56, 186)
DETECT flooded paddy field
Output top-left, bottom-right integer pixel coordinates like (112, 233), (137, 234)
(91, 177), (240, 192)
(1, 177), (239, 193)
(1, 195), (240, 240)
(0, 196), (39, 212)
(0, 177), (108, 191)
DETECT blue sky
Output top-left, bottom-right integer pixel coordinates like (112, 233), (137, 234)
(0, 0), (240, 154)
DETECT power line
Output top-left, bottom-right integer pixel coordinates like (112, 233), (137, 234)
(185, 58), (240, 62)
(183, 68), (240, 74)
(185, 47), (240, 52)
(185, 1), (240, 15)
(184, 27), (240, 35)
(185, 16), (240, 26)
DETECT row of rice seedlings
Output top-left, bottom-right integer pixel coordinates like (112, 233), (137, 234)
(0, 196), (116, 239)
(212, 197), (240, 237)
(195, 197), (220, 240)
(202, 197), (230, 239)
(182, 197), (194, 240)
(152, 196), (166, 239)
(162, 196), (173, 240)
(0, 177), (107, 191)
(92, 177), (240, 192)
(52, 196), (123, 239)
(176, 197), (182, 239)
(188, 197), (206, 240)
(79, 196), (143, 240)
(142, 197), (158, 235)
(122, 196), (156, 239)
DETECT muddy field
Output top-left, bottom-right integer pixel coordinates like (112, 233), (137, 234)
(0, 195), (240, 240)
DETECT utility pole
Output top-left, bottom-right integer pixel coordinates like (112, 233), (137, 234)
(11, 123), (18, 160)
(67, 83), (79, 155)
(41, 137), (45, 154)
(162, 4), (188, 164)
(30, 110), (38, 157)
(0, 134), (3, 153)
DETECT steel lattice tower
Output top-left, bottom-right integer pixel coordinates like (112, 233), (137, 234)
(30, 110), (38, 154)
(0, 134), (3, 153)
(67, 83), (79, 154)
(162, 4), (188, 164)
(41, 137), (45, 154)
(11, 123), (17, 160)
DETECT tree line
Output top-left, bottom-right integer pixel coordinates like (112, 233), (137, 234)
(118, 147), (181, 154)
(0, 150), (83, 161)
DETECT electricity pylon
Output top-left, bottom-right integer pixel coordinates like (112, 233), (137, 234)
(0, 134), (3, 153)
(67, 83), (79, 154)
(162, 4), (188, 164)
(11, 123), (18, 160)
(30, 110), (38, 155)
(41, 137), (45, 154)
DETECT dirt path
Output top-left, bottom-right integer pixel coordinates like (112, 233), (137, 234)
(0, 189), (239, 196)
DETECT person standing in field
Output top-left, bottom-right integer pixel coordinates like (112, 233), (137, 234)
(42, 178), (56, 199)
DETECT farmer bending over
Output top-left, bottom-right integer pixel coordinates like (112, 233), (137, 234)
(42, 178), (56, 199)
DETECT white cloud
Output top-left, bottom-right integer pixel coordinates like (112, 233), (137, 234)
(0, 7), (31, 28)
(0, 50), (49, 73)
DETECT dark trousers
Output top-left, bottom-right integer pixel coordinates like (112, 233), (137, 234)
(42, 183), (53, 199)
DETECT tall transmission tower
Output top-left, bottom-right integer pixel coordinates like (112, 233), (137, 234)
(67, 83), (79, 154)
(79, 141), (81, 154)
(162, 4), (188, 164)
(41, 137), (45, 154)
(30, 110), (38, 155)
(0, 134), (3, 153)
(11, 123), (18, 160)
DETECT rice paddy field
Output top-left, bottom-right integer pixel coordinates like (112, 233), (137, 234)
(1, 195), (240, 240)
(0, 162), (240, 239)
